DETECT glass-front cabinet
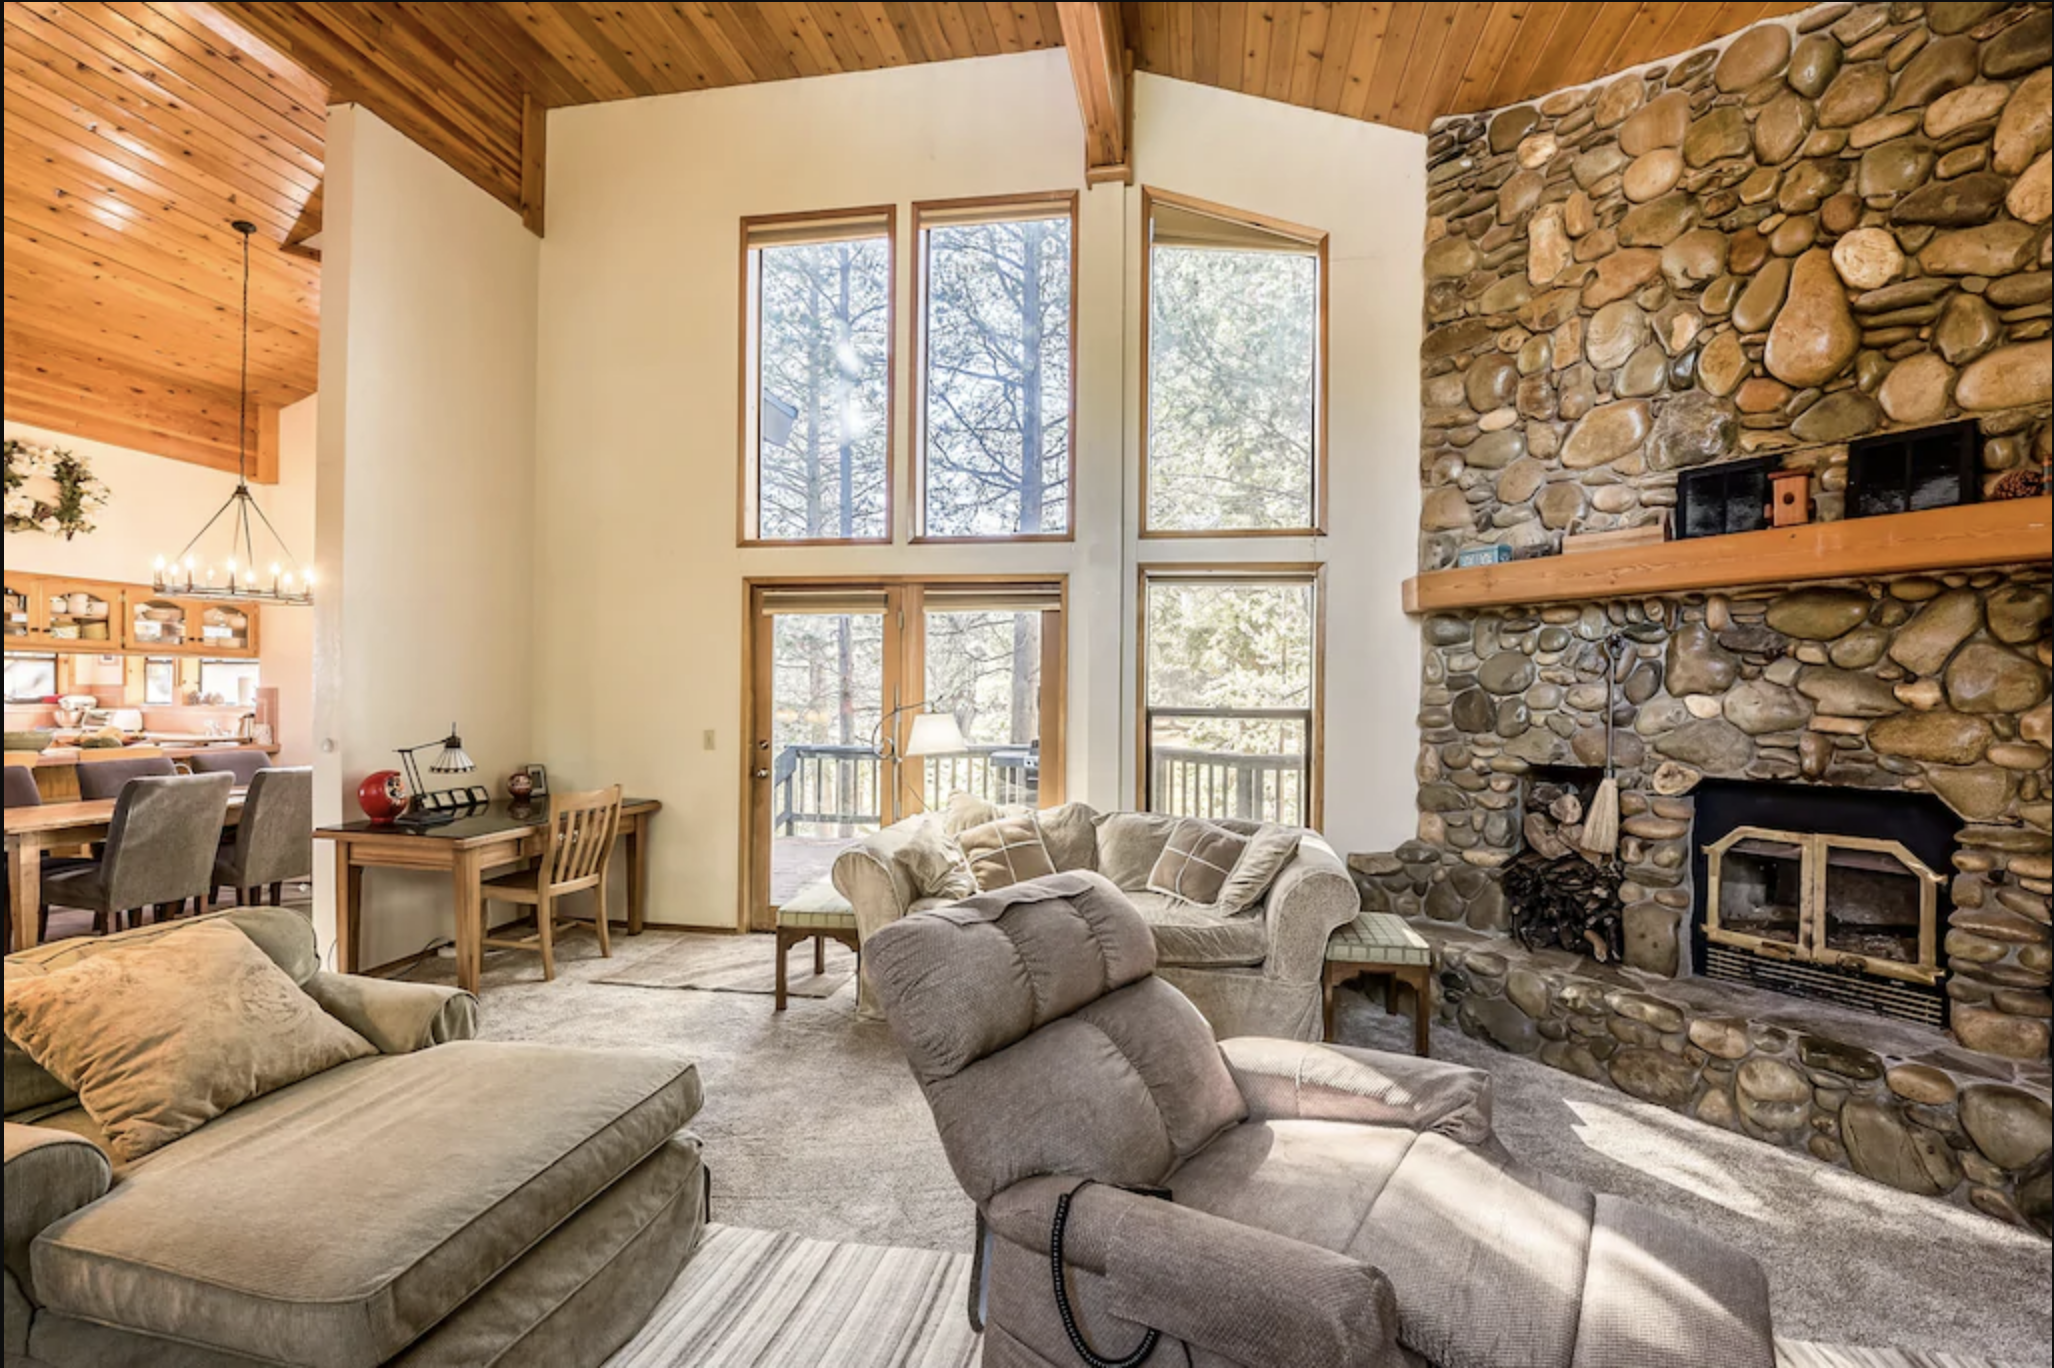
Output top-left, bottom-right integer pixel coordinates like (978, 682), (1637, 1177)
(2, 574), (260, 658)
(2, 580), (32, 641)
(27, 579), (122, 650)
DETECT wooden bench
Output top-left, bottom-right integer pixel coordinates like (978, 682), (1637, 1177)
(775, 879), (860, 1012)
(1324, 912), (1433, 1054)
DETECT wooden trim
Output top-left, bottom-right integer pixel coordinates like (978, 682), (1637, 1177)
(1055, 2), (1129, 183)
(1137, 187), (1328, 539)
(1402, 499), (2054, 614)
(909, 190), (1080, 545)
(1134, 562), (1325, 827)
(520, 91), (546, 237)
(735, 204), (898, 547)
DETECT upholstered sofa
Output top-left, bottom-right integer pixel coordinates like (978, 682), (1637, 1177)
(3, 908), (706, 1368)
(868, 873), (1777, 1368)
(833, 802), (1359, 1039)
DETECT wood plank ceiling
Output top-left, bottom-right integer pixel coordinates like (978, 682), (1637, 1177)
(1119, 3), (1817, 130)
(5, 1), (323, 476)
(6, 3), (1812, 476)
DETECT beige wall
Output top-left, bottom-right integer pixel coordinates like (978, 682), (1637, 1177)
(532, 52), (1425, 929)
(312, 105), (540, 964)
(3, 400), (317, 769)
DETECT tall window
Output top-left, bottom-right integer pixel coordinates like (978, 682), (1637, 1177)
(1143, 190), (1325, 536)
(144, 658), (176, 705)
(1140, 569), (1320, 827)
(916, 195), (1075, 539)
(742, 209), (895, 543)
(920, 584), (1064, 810)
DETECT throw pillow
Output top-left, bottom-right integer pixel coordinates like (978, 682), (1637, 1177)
(1034, 802), (1100, 873)
(956, 814), (1058, 892)
(1146, 819), (1250, 906)
(3, 920), (375, 1162)
(1213, 825), (1303, 916)
(897, 818), (977, 901)
(1094, 811), (1183, 891)
(941, 792), (1002, 837)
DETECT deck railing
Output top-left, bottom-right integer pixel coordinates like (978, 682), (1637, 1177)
(1145, 707), (1309, 826)
(772, 742), (1037, 834)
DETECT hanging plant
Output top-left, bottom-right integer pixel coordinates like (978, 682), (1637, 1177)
(3, 437), (110, 539)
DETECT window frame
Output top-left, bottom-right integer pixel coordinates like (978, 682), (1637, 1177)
(3, 652), (58, 704)
(1138, 186), (1329, 540)
(144, 657), (177, 706)
(737, 205), (899, 548)
(1134, 563), (1325, 829)
(197, 657), (260, 706)
(910, 191), (1080, 545)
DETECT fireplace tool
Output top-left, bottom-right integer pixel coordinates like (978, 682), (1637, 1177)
(1583, 634), (1626, 857)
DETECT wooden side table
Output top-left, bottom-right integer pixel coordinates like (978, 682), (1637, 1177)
(1324, 912), (1434, 1054)
(775, 880), (860, 1012)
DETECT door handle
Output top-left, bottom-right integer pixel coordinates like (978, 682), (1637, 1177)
(754, 768), (770, 780)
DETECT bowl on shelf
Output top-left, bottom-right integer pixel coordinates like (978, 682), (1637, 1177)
(3, 731), (53, 753)
(80, 621), (109, 641)
(142, 606), (182, 623)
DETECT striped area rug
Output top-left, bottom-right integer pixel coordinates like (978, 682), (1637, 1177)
(606, 1225), (2024, 1368)
(606, 1225), (977, 1368)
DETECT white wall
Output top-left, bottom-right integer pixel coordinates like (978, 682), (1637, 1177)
(1125, 74), (1424, 864)
(3, 402), (318, 768)
(313, 105), (539, 963)
(533, 52), (1423, 929)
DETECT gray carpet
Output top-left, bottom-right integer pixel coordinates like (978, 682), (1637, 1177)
(397, 929), (2052, 1364)
(594, 930), (855, 998)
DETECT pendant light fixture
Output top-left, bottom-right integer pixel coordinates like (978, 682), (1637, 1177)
(152, 220), (313, 606)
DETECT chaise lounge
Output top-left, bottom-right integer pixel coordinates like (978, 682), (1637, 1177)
(868, 871), (1778, 1368)
(3, 907), (707, 1368)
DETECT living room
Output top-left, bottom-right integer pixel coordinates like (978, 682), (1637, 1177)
(4, 3), (2050, 1367)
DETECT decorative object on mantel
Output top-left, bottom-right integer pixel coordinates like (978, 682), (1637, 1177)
(356, 770), (408, 825)
(393, 724), (489, 826)
(1677, 457), (1775, 540)
(1455, 543), (1513, 568)
(1561, 516), (1668, 556)
(1847, 422), (1979, 521)
(506, 769), (535, 801)
(524, 764), (549, 798)
(1768, 469), (1812, 528)
(151, 221), (313, 607)
(1990, 463), (2049, 502)
(3, 437), (109, 540)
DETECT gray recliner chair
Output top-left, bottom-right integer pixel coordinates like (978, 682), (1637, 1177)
(866, 872), (1776, 1368)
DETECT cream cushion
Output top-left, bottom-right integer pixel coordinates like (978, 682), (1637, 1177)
(957, 814), (1058, 891)
(2, 919), (374, 1161)
(897, 818), (976, 900)
(1033, 801), (1100, 872)
(1215, 825), (1303, 916)
(1095, 811), (1184, 891)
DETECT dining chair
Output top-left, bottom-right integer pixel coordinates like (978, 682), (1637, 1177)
(480, 786), (622, 981)
(212, 766), (313, 907)
(6, 765), (103, 945)
(188, 750), (273, 786)
(40, 773), (234, 936)
(75, 755), (177, 801)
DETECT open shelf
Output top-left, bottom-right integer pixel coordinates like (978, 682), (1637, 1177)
(1402, 497), (2052, 614)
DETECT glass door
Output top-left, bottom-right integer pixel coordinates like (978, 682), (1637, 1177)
(750, 590), (894, 929)
(914, 585), (1065, 815)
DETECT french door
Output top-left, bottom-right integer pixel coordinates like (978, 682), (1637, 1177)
(743, 578), (1065, 931)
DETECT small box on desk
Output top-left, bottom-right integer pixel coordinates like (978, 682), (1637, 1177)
(1455, 543), (1513, 568)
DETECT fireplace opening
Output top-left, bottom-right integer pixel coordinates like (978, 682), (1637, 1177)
(1691, 780), (1956, 1028)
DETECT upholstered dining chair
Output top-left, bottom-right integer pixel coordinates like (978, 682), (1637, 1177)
(187, 749), (273, 787)
(211, 766), (313, 908)
(6, 765), (101, 945)
(40, 773), (234, 937)
(3, 764), (40, 810)
(74, 754), (177, 801)
(481, 786), (622, 981)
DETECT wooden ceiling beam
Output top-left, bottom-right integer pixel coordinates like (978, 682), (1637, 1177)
(1056, 1), (1128, 184)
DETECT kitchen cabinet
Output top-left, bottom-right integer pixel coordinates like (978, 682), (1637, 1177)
(2, 574), (260, 659)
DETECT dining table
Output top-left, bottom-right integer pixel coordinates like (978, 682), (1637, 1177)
(314, 798), (661, 994)
(6, 790), (249, 953)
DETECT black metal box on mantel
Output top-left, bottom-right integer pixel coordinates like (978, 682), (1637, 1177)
(1676, 456), (1775, 540)
(1846, 420), (1980, 519)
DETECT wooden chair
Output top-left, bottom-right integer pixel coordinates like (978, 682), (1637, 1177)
(480, 786), (621, 981)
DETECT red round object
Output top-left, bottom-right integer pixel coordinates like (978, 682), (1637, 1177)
(357, 769), (408, 823)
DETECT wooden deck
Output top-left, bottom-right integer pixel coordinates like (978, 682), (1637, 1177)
(771, 836), (857, 905)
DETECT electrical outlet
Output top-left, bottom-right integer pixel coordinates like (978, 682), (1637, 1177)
(703, 729), (717, 751)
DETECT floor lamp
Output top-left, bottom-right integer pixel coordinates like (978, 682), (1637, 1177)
(874, 704), (967, 817)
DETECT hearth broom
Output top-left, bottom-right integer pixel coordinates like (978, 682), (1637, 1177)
(1581, 634), (1625, 858)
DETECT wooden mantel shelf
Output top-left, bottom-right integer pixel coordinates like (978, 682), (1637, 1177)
(1402, 498), (2053, 614)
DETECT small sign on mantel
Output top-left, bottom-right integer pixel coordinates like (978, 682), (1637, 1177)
(1562, 512), (1671, 556)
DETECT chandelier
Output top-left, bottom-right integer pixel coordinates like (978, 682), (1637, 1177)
(152, 220), (313, 606)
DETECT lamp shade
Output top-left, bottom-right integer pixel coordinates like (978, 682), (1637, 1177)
(431, 736), (476, 773)
(903, 712), (967, 758)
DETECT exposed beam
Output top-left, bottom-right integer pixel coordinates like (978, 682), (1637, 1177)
(520, 90), (545, 237)
(1056, 2), (1129, 185)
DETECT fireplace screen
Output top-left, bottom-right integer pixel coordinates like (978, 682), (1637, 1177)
(1704, 826), (1942, 988)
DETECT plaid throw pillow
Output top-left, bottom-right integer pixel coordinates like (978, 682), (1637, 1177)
(1146, 819), (1249, 907)
(957, 814), (1058, 892)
